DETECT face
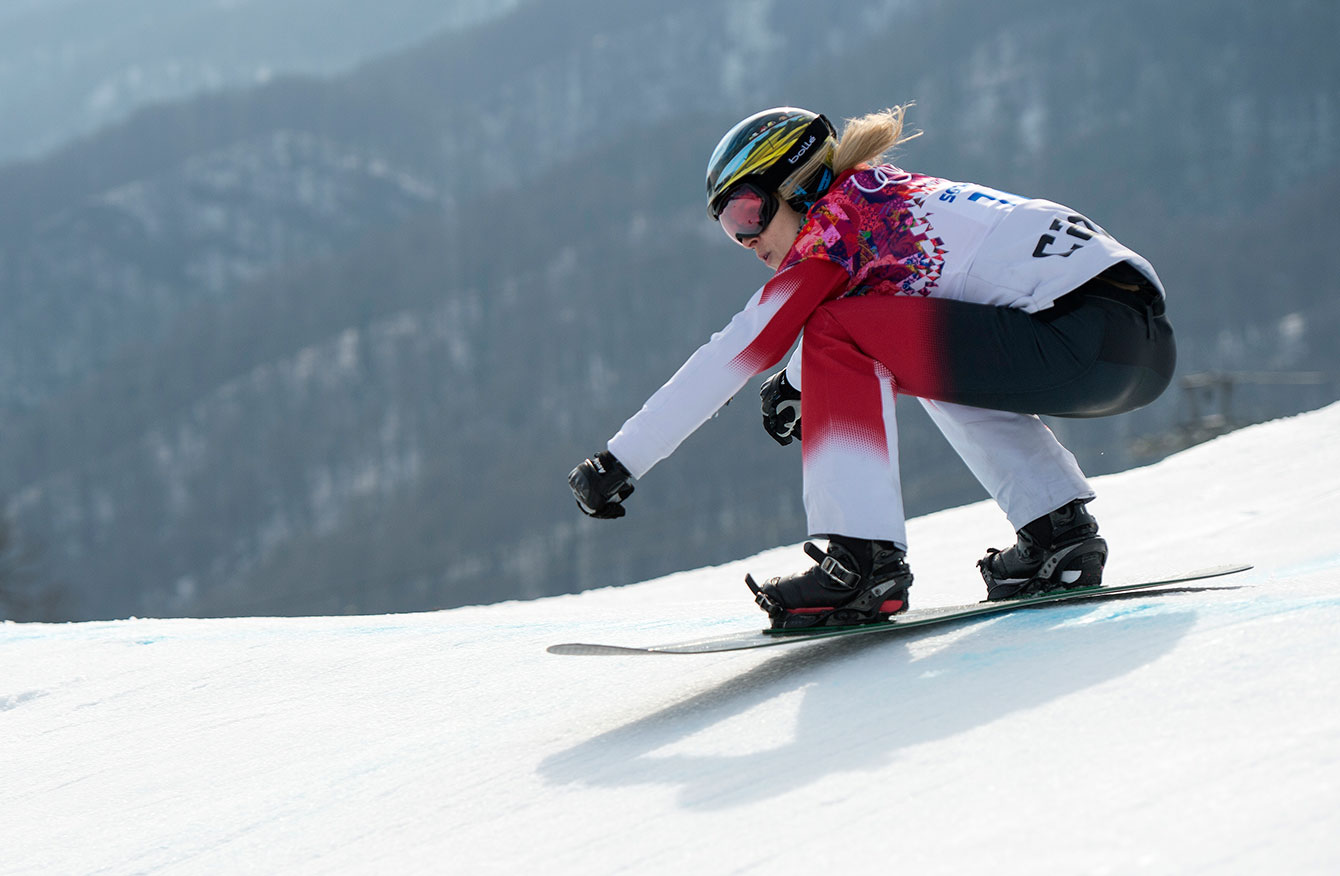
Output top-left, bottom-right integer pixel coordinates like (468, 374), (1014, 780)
(741, 198), (804, 270)
(717, 188), (804, 271)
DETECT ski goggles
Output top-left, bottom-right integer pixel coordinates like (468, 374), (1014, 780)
(714, 182), (780, 242)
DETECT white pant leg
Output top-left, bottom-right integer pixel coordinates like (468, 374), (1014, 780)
(802, 363), (908, 547)
(918, 398), (1093, 531)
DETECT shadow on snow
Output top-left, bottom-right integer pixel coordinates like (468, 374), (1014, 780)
(539, 603), (1198, 809)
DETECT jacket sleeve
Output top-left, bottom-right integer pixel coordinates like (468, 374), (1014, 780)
(607, 258), (848, 479)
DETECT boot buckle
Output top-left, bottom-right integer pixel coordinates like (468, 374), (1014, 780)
(801, 541), (861, 589)
(819, 555), (860, 589)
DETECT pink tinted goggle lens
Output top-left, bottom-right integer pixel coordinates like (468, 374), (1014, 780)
(718, 185), (776, 242)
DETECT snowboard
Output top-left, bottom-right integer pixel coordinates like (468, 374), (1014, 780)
(547, 563), (1252, 656)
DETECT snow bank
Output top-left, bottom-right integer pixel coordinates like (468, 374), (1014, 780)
(4, 404), (1340, 875)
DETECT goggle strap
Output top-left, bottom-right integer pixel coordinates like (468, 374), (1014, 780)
(788, 165), (834, 205)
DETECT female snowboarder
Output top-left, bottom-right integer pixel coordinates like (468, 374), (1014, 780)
(569, 105), (1175, 629)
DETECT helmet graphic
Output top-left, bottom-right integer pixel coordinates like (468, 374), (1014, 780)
(706, 107), (836, 220)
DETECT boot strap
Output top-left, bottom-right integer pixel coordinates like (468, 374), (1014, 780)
(820, 556), (861, 588)
(803, 542), (861, 589)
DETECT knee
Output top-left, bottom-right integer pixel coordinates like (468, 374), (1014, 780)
(800, 306), (859, 373)
(804, 306), (848, 345)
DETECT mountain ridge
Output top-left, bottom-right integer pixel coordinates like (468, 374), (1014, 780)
(1, 0), (1335, 620)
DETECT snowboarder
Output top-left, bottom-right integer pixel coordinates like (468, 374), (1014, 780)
(569, 106), (1175, 629)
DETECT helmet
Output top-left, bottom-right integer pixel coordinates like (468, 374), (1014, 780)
(706, 107), (836, 220)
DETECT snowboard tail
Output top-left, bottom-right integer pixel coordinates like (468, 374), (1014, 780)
(547, 564), (1252, 656)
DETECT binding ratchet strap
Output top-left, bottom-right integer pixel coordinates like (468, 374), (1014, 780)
(804, 542), (860, 589)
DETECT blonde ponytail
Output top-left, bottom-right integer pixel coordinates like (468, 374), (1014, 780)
(833, 104), (920, 173)
(780, 103), (920, 200)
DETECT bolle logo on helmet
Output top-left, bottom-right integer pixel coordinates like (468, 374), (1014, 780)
(787, 134), (818, 165)
(707, 109), (832, 217)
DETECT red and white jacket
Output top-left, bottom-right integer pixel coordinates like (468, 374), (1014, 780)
(607, 166), (1162, 479)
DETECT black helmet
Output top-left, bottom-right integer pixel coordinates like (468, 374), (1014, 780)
(706, 107), (836, 220)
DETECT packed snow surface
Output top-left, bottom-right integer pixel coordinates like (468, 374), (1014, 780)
(6, 404), (1340, 874)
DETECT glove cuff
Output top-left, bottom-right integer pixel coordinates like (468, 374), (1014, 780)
(591, 450), (631, 483)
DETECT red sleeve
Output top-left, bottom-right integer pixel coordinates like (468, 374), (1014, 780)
(729, 258), (850, 376)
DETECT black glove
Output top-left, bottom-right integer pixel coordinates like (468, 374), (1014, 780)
(569, 450), (635, 519)
(760, 369), (802, 446)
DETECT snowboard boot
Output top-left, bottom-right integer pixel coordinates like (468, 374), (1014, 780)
(745, 535), (913, 630)
(978, 499), (1108, 601)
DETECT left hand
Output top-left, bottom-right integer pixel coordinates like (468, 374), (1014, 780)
(760, 369), (802, 445)
(568, 451), (635, 519)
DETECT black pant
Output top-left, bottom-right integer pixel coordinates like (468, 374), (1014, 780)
(805, 263), (1176, 420)
(923, 268), (1176, 418)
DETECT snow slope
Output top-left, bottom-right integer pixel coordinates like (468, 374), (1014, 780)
(5, 404), (1340, 875)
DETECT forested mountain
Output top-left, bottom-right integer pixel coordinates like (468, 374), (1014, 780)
(2, 0), (1336, 619)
